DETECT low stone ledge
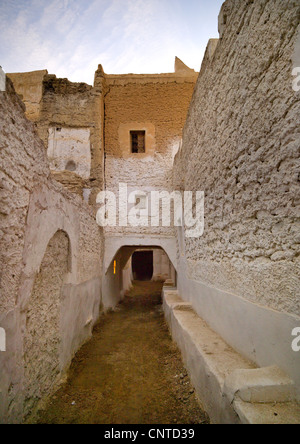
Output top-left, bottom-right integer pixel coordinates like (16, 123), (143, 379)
(224, 366), (296, 404)
(162, 287), (300, 424)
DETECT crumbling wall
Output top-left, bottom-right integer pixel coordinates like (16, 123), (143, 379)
(47, 127), (91, 179)
(173, 0), (300, 395)
(0, 78), (103, 423)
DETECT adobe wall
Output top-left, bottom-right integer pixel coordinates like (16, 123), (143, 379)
(101, 69), (197, 242)
(103, 72), (197, 157)
(0, 78), (103, 423)
(7, 71), (104, 203)
(6, 66), (194, 312)
(173, 0), (300, 397)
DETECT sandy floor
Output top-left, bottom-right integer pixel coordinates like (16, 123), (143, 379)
(31, 281), (209, 424)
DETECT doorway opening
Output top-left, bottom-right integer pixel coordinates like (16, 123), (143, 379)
(132, 250), (153, 281)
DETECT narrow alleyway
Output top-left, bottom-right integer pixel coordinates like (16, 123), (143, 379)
(30, 281), (209, 424)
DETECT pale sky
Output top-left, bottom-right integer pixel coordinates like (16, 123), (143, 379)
(0, 0), (224, 85)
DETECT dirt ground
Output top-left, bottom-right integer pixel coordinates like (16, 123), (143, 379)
(30, 281), (210, 424)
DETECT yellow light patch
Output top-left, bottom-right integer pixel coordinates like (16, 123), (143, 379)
(113, 260), (117, 275)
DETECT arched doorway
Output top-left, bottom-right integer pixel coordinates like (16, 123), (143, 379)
(23, 230), (70, 416)
(102, 244), (177, 310)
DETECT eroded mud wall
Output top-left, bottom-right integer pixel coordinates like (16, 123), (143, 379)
(0, 79), (103, 423)
(7, 71), (104, 202)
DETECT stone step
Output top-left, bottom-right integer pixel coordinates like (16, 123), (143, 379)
(224, 366), (296, 404)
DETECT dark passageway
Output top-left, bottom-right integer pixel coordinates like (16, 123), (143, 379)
(132, 250), (154, 281)
(30, 281), (209, 424)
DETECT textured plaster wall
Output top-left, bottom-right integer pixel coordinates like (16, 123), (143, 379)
(0, 67), (6, 92)
(7, 72), (104, 202)
(103, 72), (197, 240)
(0, 79), (103, 423)
(174, 0), (300, 317)
(7, 70), (47, 120)
(104, 73), (197, 157)
(0, 79), (49, 314)
(173, 0), (300, 395)
(48, 127), (91, 179)
(153, 249), (172, 281)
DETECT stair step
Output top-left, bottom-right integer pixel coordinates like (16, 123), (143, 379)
(162, 287), (300, 424)
(233, 399), (300, 424)
(224, 366), (296, 404)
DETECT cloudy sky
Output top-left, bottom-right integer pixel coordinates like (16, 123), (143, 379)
(0, 0), (224, 84)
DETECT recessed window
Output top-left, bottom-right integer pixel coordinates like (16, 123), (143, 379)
(65, 160), (76, 171)
(130, 131), (145, 153)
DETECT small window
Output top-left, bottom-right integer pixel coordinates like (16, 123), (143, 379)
(130, 131), (145, 153)
(65, 160), (76, 171)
